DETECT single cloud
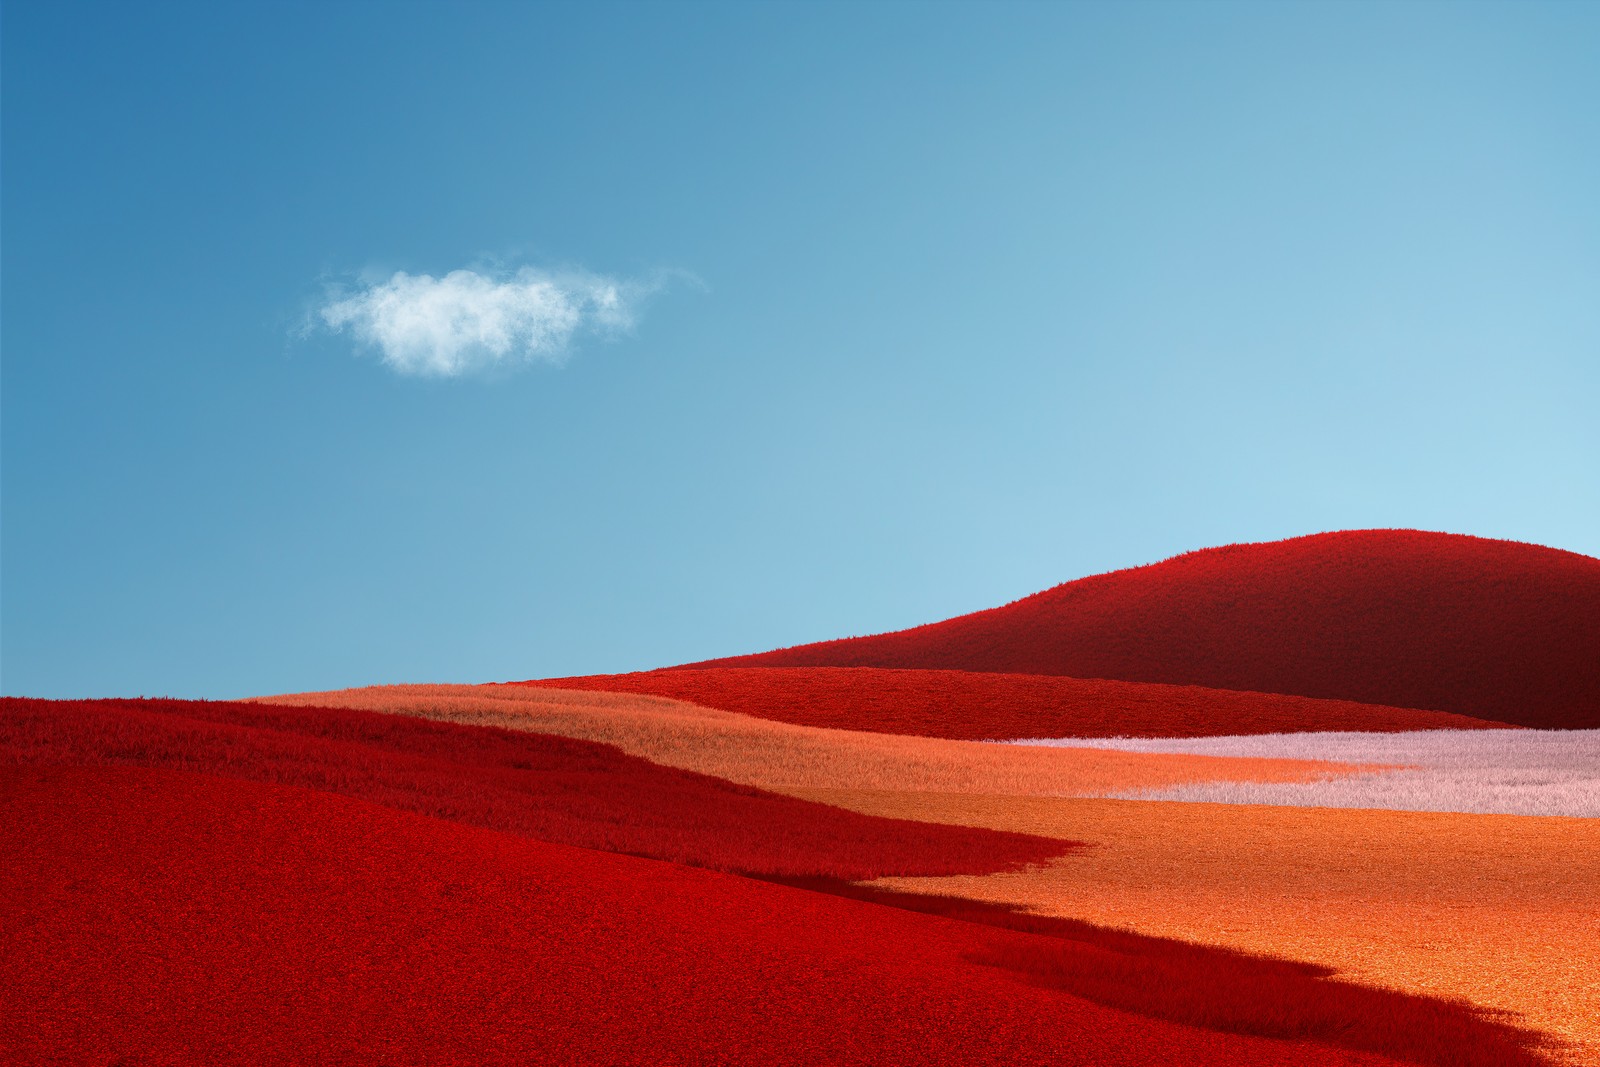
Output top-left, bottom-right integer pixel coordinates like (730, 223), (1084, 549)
(317, 266), (651, 377)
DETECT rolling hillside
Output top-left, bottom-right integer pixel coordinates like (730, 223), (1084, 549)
(3, 764), (1549, 1067)
(680, 531), (1600, 729)
(533, 668), (1509, 740)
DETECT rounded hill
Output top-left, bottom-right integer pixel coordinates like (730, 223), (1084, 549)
(683, 531), (1600, 730)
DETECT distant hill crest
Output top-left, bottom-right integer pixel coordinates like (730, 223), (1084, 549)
(679, 530), (1600, 730)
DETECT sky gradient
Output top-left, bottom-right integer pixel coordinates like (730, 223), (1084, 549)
(4, 0), (1597, 698)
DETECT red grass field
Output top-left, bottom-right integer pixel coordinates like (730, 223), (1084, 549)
(683, 531), (1600, 729)
(0, 697), (1063, 879)
(2, 764), (1553, 1067)
(6, 530), (1589, 1066)
(530, 667), (1510, 739)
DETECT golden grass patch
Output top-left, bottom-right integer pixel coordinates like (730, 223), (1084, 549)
(258, 684), (1371, 798)
(803, 789), (1599, 1065)
(257, 684), (1594, 1060)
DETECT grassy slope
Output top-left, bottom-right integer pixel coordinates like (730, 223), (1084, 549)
(529, 667), (1509, 739)
(2, 764), (1553, 1067)
(0, 696), (1063, 879)
(258, 683), (1368, 797)
(835, 791), (1597, 1064)
(683, 531), (1600, 729)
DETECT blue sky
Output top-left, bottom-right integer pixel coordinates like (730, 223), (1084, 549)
(3, 1), (1596, 699)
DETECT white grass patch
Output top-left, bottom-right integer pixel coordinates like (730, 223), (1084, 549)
(1001, 730), (1600, 818)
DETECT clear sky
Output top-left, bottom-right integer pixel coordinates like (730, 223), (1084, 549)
(3, 1), (1596, 699)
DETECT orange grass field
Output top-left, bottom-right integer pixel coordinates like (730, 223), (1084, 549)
(260, 684), (1374, 797)
(808, 791), (1600, 1066)
(261, 683), (1598, 1064)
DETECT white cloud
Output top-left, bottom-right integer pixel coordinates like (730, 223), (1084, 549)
(317, 266), (650, 377)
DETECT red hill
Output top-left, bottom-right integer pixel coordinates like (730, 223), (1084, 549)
(1, 765), (1548, 1067)
(0, 696), (1062, 879)
(683, 531), (1600, 730)
(535, 668), (1508, 740)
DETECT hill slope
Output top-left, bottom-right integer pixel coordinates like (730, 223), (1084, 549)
(535, 668), (1509, 740)
(683, 531), (1600, 730)
(0, 696), (1062, 878)
(1, 765), (1549, 1067)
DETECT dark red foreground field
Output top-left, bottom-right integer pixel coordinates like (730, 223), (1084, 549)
(2, 697), (1565, 1067)
(6, 529), (1588, 1066)
(532, 666), (1509, 739)
(684, 530), (1600, 729)
(0, 697), (1061, 879)
(1, 764), (1553, 1067)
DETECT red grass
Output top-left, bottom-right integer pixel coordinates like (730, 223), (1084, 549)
(0, 696), (1061, 879)
(775, 880), (1557, 1067)
(2, 764), (1554, 1067)
(530, 667), (1510, 740)
(683, 530), (1600, 730)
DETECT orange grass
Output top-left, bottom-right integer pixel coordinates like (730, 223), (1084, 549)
(254, 685), (1590, 1060)
(258, 684), (1376, 798)
(799, 790), (1599, 1065)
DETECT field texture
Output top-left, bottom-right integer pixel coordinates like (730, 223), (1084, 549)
(6, 529), (1592, 1066)
(0, 696), (1064, 878)
(687, 530), (1600, 729)
(531, 667), (1506, 738)
(259, 683), (1370, 797)
(2, 760), (1557, 1067)
(254, 682), (1592, 1064)
(1017, 729), (1600, 817)
(832, 792), (1599, 1063)
(10, 765), (1456, 1067)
